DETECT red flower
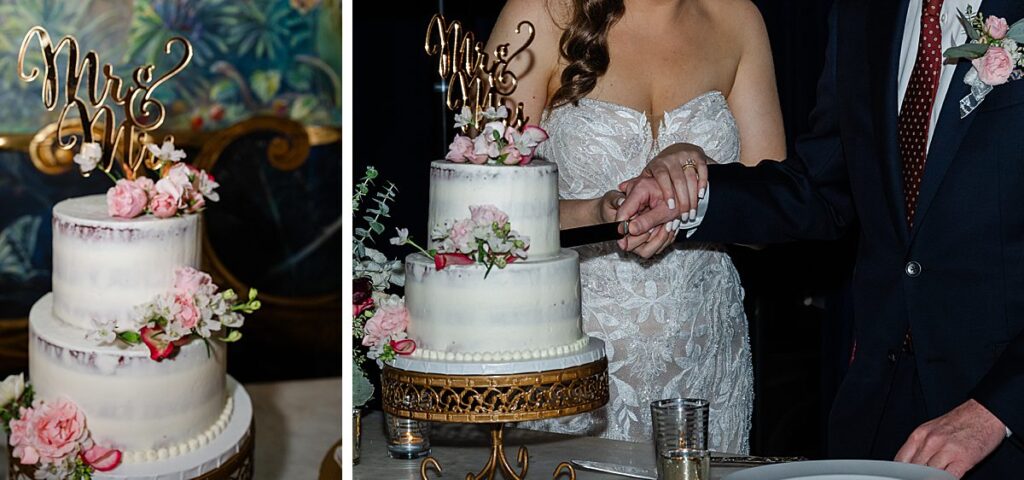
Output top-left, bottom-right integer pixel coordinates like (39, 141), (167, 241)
(353, 277), (373, 305)
(434, 253), (474, 270)
(81, 445), (122, 472)
(353, 297), (374, 317)
(390, 339), (416, 356)
(140, 326), (174, 361)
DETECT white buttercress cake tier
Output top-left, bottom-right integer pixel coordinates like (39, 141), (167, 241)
(404, 250), (585, 361)
(29, 294), (229, 461)
(51, 195), (200, 331)
(427, 160), (560, 258)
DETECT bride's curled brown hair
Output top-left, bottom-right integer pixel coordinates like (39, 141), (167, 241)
(550, 0), (625, 108)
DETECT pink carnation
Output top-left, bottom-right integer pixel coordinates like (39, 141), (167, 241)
(361, 303), (409, 347)
(149, 192), (178, 218)
(973, 46), (1015, 86)
(134, 176), (155, 194)
(173, 267), (214, 294)
(469, 205), (508, 229)
(173, 293), (200, 330)
(106, 179), (148, 219)
(10, 398), (87, 466)
(500, 145), (522, 165)
(986, 16), (1009, 40)
(445, 135), (475, 163)
(448, 218), (477, 253)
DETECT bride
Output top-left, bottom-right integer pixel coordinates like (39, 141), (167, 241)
(484, 0), (786, 451)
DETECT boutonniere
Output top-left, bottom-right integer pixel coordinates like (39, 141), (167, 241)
(944, 8), (1024, 118)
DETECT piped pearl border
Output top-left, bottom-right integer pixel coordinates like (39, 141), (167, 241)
(408, 336), (589, 362)
(120, 397), (233, 464)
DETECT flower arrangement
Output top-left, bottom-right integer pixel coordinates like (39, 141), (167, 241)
(352, 167), (414, 401)
(391, 205), (529, 277)
(88, 267), (261, 361)
(944, 8), (1024, 117)
(445, 106), (548, 165)
(0, 374), (121, 479)
(73, 138), (220, 219)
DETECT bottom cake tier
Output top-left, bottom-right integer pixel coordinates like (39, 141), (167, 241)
(9, 377), (254, 480)
(29, 293), (228, 458)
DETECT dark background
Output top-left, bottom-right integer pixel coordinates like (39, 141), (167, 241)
(354, 0), (852, 457)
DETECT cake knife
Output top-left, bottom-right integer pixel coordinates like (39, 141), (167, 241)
(559, 222), (622, 248)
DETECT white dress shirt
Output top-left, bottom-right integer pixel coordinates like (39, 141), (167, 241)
(897, 0), (979, 152)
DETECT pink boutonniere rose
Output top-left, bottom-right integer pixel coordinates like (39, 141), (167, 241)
(944, 8), (1024, 117)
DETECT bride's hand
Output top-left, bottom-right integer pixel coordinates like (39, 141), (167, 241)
(619, 221), (679, 259)
(621, 143), (712, 221)
(599, 190), (626, 224)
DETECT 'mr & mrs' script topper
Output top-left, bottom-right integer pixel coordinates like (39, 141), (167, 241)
(425, 14), (535, 134)
(17, 27), (193, 181)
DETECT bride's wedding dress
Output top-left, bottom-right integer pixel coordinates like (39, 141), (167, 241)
(528, 91), (753, 453)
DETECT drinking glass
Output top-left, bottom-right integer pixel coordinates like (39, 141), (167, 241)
(385, 413), (431, 459)
(651, 398), (710, 480)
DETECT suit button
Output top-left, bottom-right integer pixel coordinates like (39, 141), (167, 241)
(905, 261), (921, 277)
(887, 350), (897, 363)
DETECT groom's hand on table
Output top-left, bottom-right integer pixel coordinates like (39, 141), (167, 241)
(894, 399), (1006, 478)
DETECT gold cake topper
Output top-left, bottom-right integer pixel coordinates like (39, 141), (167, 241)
(17, 26), (193, 181)
(424, 14), (535, 133)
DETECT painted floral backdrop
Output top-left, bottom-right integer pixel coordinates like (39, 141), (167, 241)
(0, 0), (342, 133)
(0, 0), (342, 319)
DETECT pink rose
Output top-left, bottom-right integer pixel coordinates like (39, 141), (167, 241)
(186, 190), (206, 213)
(986, 16), (1009, 40)
(173, 293), (200, 330)
(500, 145), (522, 165)
(448, 218), (477, 253)
(469, 205), (509, 229)
(173, 267), (214, 294)
(10, 398), (87, 466)
(106, 179), (148, 219)
(973, 46), (1015, 86)
(445, 135), (475, 163)
(149, 192), (178, 218)
(361, 303), (409, 347)
(134, 176), (155, 194)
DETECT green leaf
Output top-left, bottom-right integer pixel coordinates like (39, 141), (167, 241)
(370, 222), (385, 234)
(249, 288), (258, 301)
(354, 228), (369, 237)
(943, 43), (989, 60)
(117, 331), (141, 344)
(958, 9), (980, 41)
(1007, 21), (1024, 43)
(221, 330), (243, 342)
(353, 368), (375, 407)
(251, 70), (282, 105)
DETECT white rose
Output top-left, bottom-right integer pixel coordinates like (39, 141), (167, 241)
(0, 373), (25, 406)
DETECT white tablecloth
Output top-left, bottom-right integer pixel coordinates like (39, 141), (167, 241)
(0, 377), (342, 480)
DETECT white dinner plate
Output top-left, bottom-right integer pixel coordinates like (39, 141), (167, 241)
(723, 460), (956, 480)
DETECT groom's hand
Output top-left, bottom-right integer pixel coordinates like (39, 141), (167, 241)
(616, 176), (680, 235)
(894, 399), (1006, 478)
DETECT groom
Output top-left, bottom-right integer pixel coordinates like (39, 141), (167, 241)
(615, 0), (1024, 478)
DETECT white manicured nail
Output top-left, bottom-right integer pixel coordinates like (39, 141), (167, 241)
(699, 187), (706, 198)
(673, 219), (681, 230)
(689, 208), (697, 219)
(616, 197), (625, 206)
(664, 223), (673, 233)
(681, 211), (689, 222)
(667, 198), (676, 210)
(649, 227), (656, 234)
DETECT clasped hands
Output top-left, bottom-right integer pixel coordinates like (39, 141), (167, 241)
(609, 143), (711, 259)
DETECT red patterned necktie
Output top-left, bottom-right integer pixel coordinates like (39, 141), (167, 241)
(898, 0), (945, 228)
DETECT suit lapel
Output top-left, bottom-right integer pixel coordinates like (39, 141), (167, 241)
(870, 0), (912, 245)
(909, 0), (1015, 241)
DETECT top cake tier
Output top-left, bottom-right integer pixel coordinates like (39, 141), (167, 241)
(52, 195), (201, 331)
(427, 160), (560, 259)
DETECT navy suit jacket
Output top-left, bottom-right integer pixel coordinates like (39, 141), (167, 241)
(691, 0), (1024, 476)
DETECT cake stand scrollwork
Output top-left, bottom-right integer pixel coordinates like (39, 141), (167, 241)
(382, 357), (608, 480)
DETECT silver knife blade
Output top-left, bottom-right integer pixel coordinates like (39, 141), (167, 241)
(570, 460), (657, 479)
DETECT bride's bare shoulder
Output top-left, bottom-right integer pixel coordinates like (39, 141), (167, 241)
(493, 0), (568, 34)
(701, 0), (770, 45)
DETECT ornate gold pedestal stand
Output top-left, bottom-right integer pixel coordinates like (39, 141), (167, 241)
(382, 358), (609, 480)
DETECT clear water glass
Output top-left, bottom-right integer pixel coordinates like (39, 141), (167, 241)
(651, 398), (710, 480)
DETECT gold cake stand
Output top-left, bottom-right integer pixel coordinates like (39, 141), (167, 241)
(381, 357), (609, 480)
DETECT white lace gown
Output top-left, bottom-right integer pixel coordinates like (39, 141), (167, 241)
(525, 91), (753, 453)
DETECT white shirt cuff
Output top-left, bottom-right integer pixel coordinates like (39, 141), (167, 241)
(682, 182), (709, 238)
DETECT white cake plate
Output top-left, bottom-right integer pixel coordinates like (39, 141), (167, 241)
(388, 337), (606, 375)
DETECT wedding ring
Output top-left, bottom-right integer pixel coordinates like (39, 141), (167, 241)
(621, 219), (630, 235)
